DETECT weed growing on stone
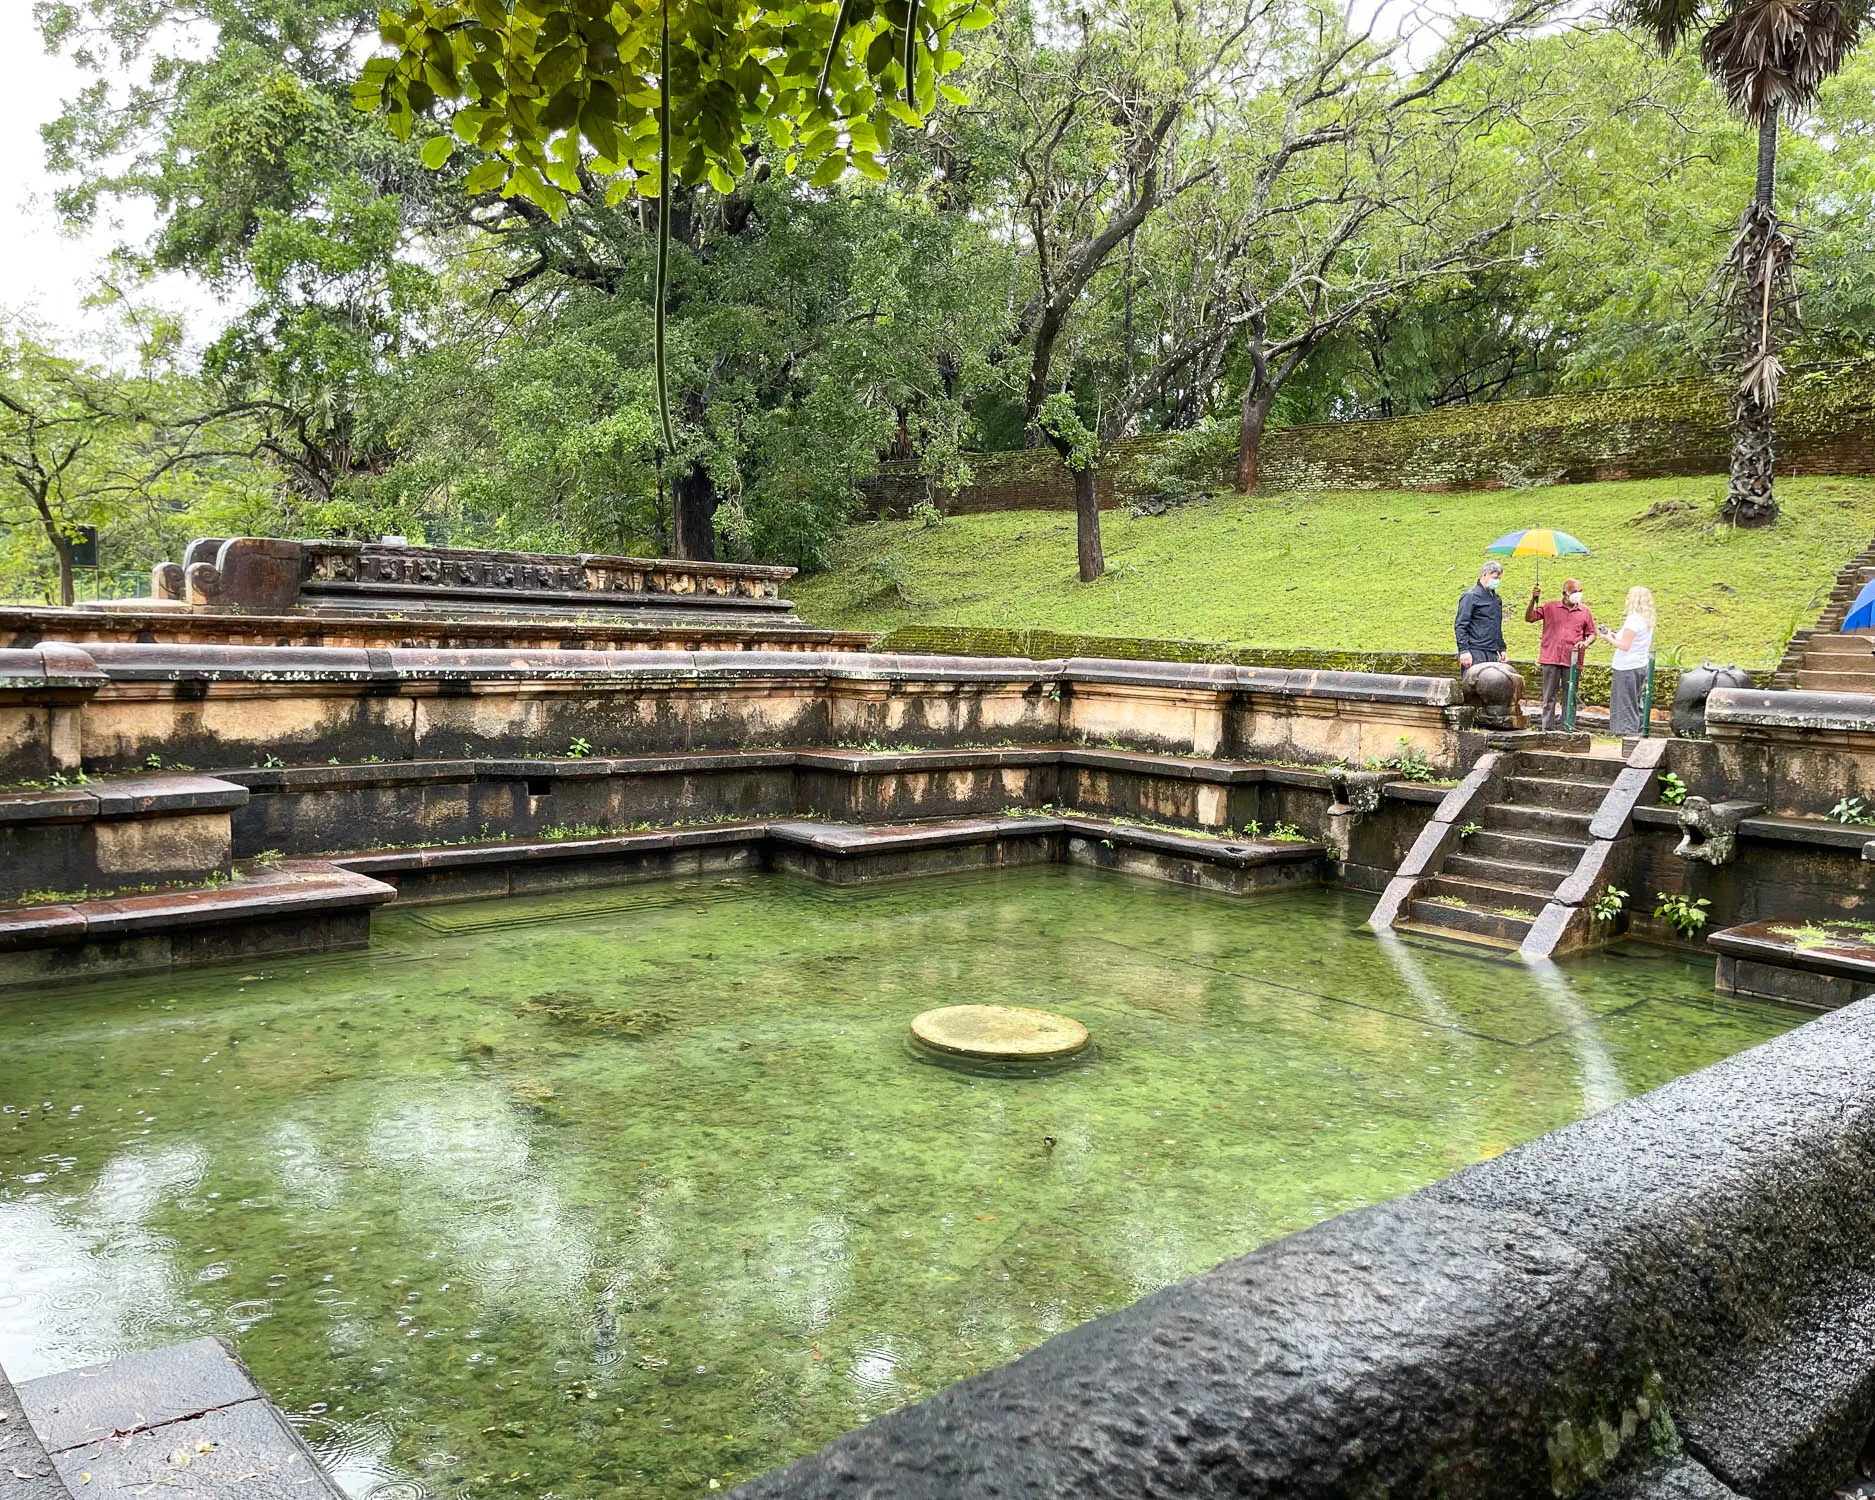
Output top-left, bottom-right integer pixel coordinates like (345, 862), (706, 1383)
(1829, 796), (1875, 827)
(1592, 886), (1629, 922)
(1653, 892), (1712, 938)
(1768, 922), (1841, 950)
(1657, 771), (1689, 807)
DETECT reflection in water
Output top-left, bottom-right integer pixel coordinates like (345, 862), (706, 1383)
(1524, 957), (1631, 1114)
(0, 873), (1795, 1498)
(0, 1145), (205, 1374)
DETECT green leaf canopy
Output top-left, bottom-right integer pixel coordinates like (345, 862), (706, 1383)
(356, 0), (995, 213)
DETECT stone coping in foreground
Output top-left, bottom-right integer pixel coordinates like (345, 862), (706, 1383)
(734, 997), (1875, 1500)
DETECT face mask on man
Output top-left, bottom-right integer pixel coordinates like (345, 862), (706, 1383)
(1483, 577), (1499, 592)
(1566, 590), (1583, 605)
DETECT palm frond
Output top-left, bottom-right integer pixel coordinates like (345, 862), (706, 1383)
(1612, 0), (1711, 54)
(1703, 0), (1868, 119)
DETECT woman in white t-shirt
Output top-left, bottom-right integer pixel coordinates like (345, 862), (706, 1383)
(1599, 586), (1657, 735)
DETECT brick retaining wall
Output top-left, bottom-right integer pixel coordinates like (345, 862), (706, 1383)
(863, 360), (1875, 513)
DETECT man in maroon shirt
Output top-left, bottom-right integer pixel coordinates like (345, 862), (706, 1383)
(1525, 577), (1598, 730)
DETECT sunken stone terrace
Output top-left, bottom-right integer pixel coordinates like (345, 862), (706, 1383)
(6, 540), (1875, 1500)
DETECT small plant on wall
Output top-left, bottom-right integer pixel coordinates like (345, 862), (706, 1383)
(1592, 886), (1628, 923)
(1830, 797), (1875, 827)
(1654, 892), (1712, 939)
(1658, 772), (1688, 807)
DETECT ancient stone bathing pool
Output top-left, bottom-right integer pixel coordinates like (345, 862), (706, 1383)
(0, 869), (1800, 1499)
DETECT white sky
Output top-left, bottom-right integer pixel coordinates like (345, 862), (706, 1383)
(0, 4), (228, 355)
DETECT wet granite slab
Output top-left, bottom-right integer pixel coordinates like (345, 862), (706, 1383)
(17, 1339), (341, 1500)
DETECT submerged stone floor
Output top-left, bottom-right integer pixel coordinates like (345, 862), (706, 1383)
(0, 872), (1801, 1497)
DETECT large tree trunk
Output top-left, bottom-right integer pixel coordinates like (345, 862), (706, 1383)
(1723, 115), (1782, 529)
(672, 462), (718, 561)
(1237, 384), (1274, 493)
(1074, 463), (1104, 582)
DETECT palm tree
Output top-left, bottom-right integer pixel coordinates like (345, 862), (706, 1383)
(1615, 0), (1869, 525)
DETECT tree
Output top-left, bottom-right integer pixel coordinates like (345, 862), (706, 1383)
(0, 325), (263, 604)
(357, 171), (1009, 566)
(360, 0), (1000, 543)
(1100, 0), (1562, 488)
(1614, 0), (1871, 525)
(40, 0), (440, 513)
(962, 0), (1260, 430)
(1032, 389), (1102, 580)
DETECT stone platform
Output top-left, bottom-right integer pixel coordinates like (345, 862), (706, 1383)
(1712, 917), (1875, 1009)
(910, 1004), (1089, 1061)
(7, 1339), (342, 1500)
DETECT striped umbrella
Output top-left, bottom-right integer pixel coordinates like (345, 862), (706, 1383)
(1484, 527), (1590, 587)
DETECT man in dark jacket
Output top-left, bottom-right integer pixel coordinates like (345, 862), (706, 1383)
(1455, 561), (1508, 670)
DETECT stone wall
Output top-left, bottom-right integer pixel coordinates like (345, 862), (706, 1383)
(875, 624), (1775, 711)
(0, 645), (1468, 784)
(862, 359), (1875, 511)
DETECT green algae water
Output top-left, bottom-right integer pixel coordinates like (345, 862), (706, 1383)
(0, 870), (1800, 1498)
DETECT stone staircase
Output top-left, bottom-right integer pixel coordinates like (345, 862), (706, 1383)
(1771, 536), (1875, 693)
(1397, 749), (1625, 949)
(1783, 632), (1875, 694)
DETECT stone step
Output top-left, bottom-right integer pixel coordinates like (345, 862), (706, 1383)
(1391, 918), (1524, 953)
(1424, 873), (1555, 910)
(1480, 802), (1595, 838)
(1406, 899), (1536, 946)
(1792, 669), (1875, 694)
(1463, 829), (1587, 871)
(1501, 774), (1614, 813)
(1515, 750), (1624, 783)
(1442, 852), (1571, 895)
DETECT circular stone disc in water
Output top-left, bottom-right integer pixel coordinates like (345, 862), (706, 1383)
(910, 1004), (1089, 1062)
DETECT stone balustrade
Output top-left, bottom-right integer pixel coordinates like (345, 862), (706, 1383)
(145, 537), (801, 625)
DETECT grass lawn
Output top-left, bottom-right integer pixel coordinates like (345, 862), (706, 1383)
(795, 474), (1875, 668)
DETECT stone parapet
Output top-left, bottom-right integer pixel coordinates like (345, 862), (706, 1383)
(149, 537), (801, 625)
(0, 645), (1469, 782)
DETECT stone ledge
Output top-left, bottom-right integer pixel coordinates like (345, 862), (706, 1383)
(10, 644), (1462, 705)
(734, 998), (1875, 1500)
(328, 816), (1325, 876)
(0, 775), (248, 825)
(17, 1338), (344, 1500)
(0, 862), (395, 953)
(1710, 920), (1875, 985)
(213, 745), (1433, 795)
(1708, 687), (1875, 733)
(1633, 805), (1875, 851)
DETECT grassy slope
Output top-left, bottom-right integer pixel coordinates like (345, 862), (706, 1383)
(795, 475), (1875, 668)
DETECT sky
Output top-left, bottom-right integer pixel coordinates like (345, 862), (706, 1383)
(0, 4), (226, 354)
